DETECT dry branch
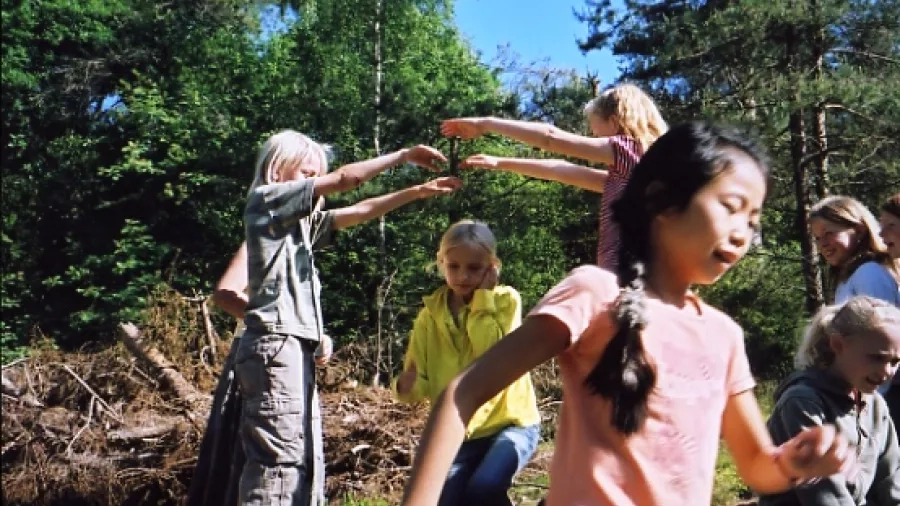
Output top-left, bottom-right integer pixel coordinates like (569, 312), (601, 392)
(117, 322), (205, 408)
(2, 373), (22, 397)
(52, 363), (124, 424)
(108, 420), (181, 442)
(66, 397), (95, 454)
(199, 298), (219, 365)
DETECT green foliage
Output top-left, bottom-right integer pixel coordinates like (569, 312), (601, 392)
(339, 497), (391, 506)
(42, 220), (171, 334)
(578, 0), (900, 375)
(0, 0), (539, 362)
(9, 0), (891, 387)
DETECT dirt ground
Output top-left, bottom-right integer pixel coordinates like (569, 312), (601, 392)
(0, 336), (449, 505)
(0, 292), (755, 506)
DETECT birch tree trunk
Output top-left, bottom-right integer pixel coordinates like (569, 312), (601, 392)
(373, 0), (387, 386)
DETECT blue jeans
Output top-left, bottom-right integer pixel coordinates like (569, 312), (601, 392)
(438, 424), (541, 506)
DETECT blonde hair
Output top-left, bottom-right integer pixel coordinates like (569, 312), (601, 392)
(809, 195), (895, 283)
(434, 220), (499, 274)
(583, 83), (668, 152)
(247, 130), (330, 196)
(795, 296), (900, 369)
(883, 193), (900, 220)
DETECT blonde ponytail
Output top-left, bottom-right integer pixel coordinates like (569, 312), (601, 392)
(795, 296), (900, 369)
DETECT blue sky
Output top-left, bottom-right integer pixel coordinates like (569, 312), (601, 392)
(453, 0), (622, 87)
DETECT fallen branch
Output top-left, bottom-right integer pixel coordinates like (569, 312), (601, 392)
(2, 373), (23, 397)
(117, 322), (205, 408)
(108, 420), (180, 442)
(66, 397), (95, 454)
(199, 298), (219, 366)
(1, 357), (28, 370)
(61, 452), (117, 469)
(52, 363), (124, 424)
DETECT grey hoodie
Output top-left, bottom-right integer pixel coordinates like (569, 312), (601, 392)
(758, 369), (900, 506)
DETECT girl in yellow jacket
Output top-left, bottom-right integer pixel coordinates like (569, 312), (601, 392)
(394, 219), (540, 506)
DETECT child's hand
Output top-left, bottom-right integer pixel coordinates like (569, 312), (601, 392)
(780, 425), (853, 481)
(314, 334), (333, 366)
(460, 154), (500, 170)
(403, 145), (448, 171)
(479, 265), (498, 290)
(441, 118), (486, 139)
(397, 362), (418, 395)
(416, 177), (462, 198)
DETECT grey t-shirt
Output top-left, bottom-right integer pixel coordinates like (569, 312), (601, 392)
(243, 179), (334, 340)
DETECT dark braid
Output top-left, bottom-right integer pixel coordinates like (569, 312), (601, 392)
(584, 258), (656, 435)
(583, 121), (770, 435)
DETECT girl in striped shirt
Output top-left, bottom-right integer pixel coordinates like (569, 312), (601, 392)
(441, 84), (667, 271)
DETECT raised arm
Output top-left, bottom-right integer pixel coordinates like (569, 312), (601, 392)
(462, 154), (608, 193)
(331, 177), (461, 230)
(313, 145), (446, 197)
(211, 242), (249, 320)
(465, 269), (523, 355)
(400, 314), (569, 506)
(442, 117), (615, 165)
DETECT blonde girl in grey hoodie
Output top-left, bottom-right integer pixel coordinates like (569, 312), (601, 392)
(760, 296), (900, 506)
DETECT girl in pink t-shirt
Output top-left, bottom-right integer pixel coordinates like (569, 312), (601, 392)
(441, 84), (667, 271)
(400, 122), (854, 506)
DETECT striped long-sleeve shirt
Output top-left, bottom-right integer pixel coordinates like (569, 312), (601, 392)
(597, 135), (644, 272)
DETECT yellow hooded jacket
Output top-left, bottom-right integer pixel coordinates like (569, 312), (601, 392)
(393, 284), (540, 440)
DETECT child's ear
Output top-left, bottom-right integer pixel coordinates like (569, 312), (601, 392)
(829, 333), (846, 354)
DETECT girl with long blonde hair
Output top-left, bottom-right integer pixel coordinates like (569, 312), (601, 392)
(441, 83), (667, 271)
(809, 195), (899, 306)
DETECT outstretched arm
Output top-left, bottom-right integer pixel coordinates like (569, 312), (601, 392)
(442, 117), (615, 165)
(400, 315), (569, 506)
(313, 145), (446, 197)
(331, 177), (461, 230)
(211, 242), (248, 319)
(462, 154), (608, 193)
(722, 390), (852, 495)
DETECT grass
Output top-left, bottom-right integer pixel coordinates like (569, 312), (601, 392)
(340, 498), (391, 506)
(713, 381), (777, 505)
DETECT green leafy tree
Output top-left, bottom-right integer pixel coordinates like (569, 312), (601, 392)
(577, 0), (900, 375)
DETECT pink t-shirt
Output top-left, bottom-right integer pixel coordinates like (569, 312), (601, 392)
(597, 135), (643, 272)
(529, 266), (756, 506)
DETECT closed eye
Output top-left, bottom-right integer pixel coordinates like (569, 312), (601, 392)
(723, 200), (740, 214)
(868, 353), (900, 367)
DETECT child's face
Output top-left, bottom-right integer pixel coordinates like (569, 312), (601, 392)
(278, 152), (327, 182)
(879, 212), (900, 259)
(441, 244), (493, 300)
(810, 218), (862, 267)
(831, 324), (900, 394)
(654, 151), (766, 286)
